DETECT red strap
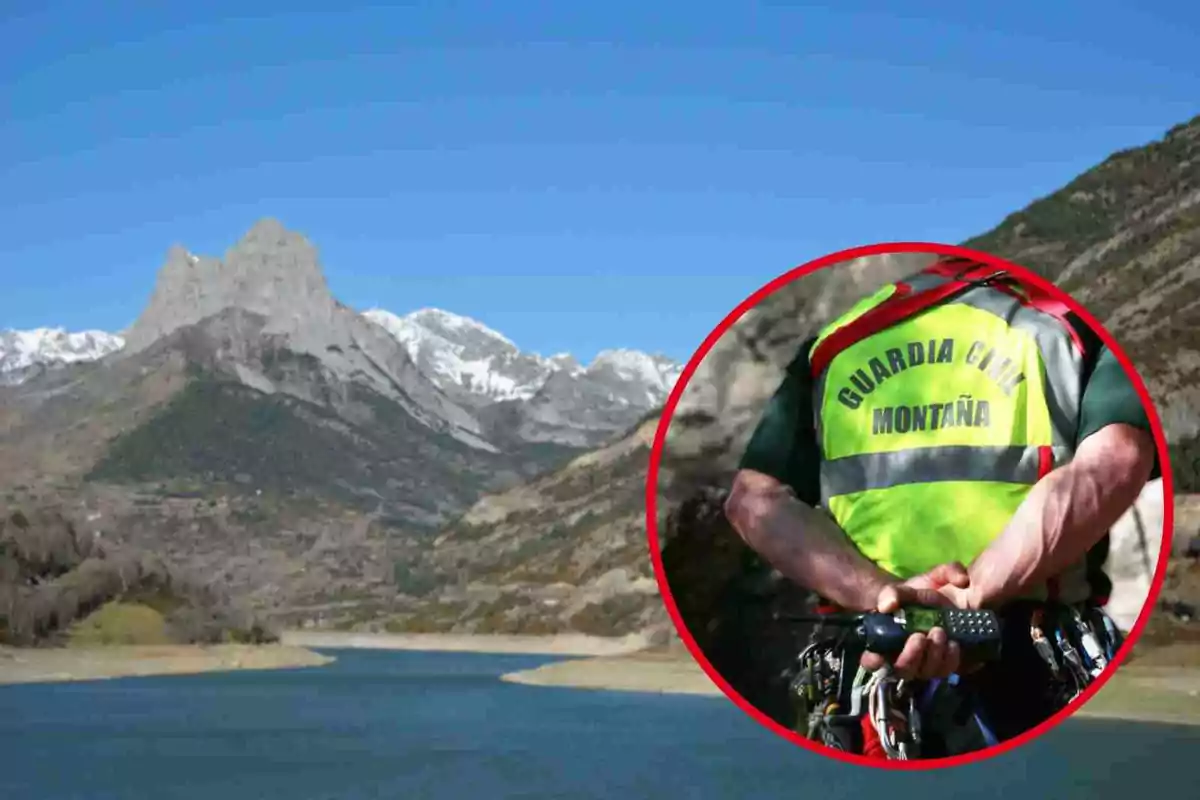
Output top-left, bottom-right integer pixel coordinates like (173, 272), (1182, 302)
(924, 258), (994, 279)
(810, 260), (1084, 378)
(990, 282), (1085, 353)
(930, 259), (1084, 352)
(1037, 444), (1063, 603)
(860, 715), (889, 759)
(809, 267), (988, 377)
(1037, 445), (1055, 479)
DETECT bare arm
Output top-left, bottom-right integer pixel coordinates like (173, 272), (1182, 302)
(964, 423), (1156, 609)
(724, 469), (895, 612)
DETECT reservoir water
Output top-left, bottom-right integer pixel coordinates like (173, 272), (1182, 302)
(1, 648), (1196, 799)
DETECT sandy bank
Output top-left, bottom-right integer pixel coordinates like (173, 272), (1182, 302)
(280, 629), (651, 657)
(501, 652), (721, 696)
(501, 653), (1200, 726)
(0, 644), (334, 686)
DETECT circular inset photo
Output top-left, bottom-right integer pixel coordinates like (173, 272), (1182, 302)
(646, 243), (1174, 770)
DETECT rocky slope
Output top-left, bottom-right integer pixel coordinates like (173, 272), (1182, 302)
(405, 113), (1200, 666)
(367, 412), (676, 639)
(964, 114), (1200, 456)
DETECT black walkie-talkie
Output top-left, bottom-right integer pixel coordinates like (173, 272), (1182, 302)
(777, 606), (1004, 664)
(862, 607), (1004, 664)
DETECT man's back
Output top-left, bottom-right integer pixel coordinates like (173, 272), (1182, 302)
(737, 267), (1158, 605)
(722, 260), (1160, 755)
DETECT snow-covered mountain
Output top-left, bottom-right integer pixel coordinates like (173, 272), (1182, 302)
(3, 304), (681, 447)
(363, 308), (559, 405)
(362, 308), (683, 415)
(0, 327), (125, 379)
(588, 349), (684, 405)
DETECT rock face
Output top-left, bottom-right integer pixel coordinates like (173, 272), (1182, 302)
(1106, 480), (1166, 632)
(124, 219), (334, 352)
(364, 309), (682, 448)
(121, 219), (488, 449)
(965, 114), (1200, 460)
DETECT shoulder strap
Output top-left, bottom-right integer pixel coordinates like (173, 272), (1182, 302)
(809, 260), (1003, 378)
(809, 257), (1094, 378)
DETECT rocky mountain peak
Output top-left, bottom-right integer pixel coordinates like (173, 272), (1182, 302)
(123, 219), (335, 353)
(111, 220), (490, 449)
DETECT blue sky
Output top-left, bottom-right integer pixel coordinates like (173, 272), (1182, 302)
(2, 2), (1198, 364)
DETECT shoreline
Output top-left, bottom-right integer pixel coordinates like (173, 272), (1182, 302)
(279, 629), (652, 657)
(499, 653), (1200, 727)
(6, 632), (1195, 729)
(0, 644), (335, 686)
(0, 631), (649, 687)
(500, 653), (721, 696)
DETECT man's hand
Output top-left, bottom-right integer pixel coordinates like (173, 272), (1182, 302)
(859, 562), (970, 681)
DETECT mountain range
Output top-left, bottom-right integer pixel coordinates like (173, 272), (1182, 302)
(0, 228), (681, 453)
(3, 113), (1199, 650)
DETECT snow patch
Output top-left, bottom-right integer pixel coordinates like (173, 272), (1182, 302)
(362, 307), (684, 410)
(0, 327), (126, 374)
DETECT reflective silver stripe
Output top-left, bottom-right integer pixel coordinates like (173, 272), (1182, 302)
(812, 365), (829, 450)
(950, 286), (1083, 449)
(819, 444), (1074, 499)
(899, 272), (952, 293)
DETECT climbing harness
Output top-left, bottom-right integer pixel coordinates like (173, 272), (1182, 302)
(787, 636), (923, 759)
(865, 666), (920, 759)
(780, 600), (1124, 760)
(1030, 603), (1124, 705)
(781, 608), (970, 760)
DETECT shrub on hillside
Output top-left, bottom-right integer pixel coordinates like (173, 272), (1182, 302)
(0, 507), (277, 647)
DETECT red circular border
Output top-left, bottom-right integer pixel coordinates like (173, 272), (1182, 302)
(643, 241), (1176, 771)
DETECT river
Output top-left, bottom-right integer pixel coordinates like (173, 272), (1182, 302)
(1, 648), (1196, 799)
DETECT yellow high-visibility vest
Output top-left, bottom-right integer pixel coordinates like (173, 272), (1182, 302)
(809, 258), (1093, 602)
